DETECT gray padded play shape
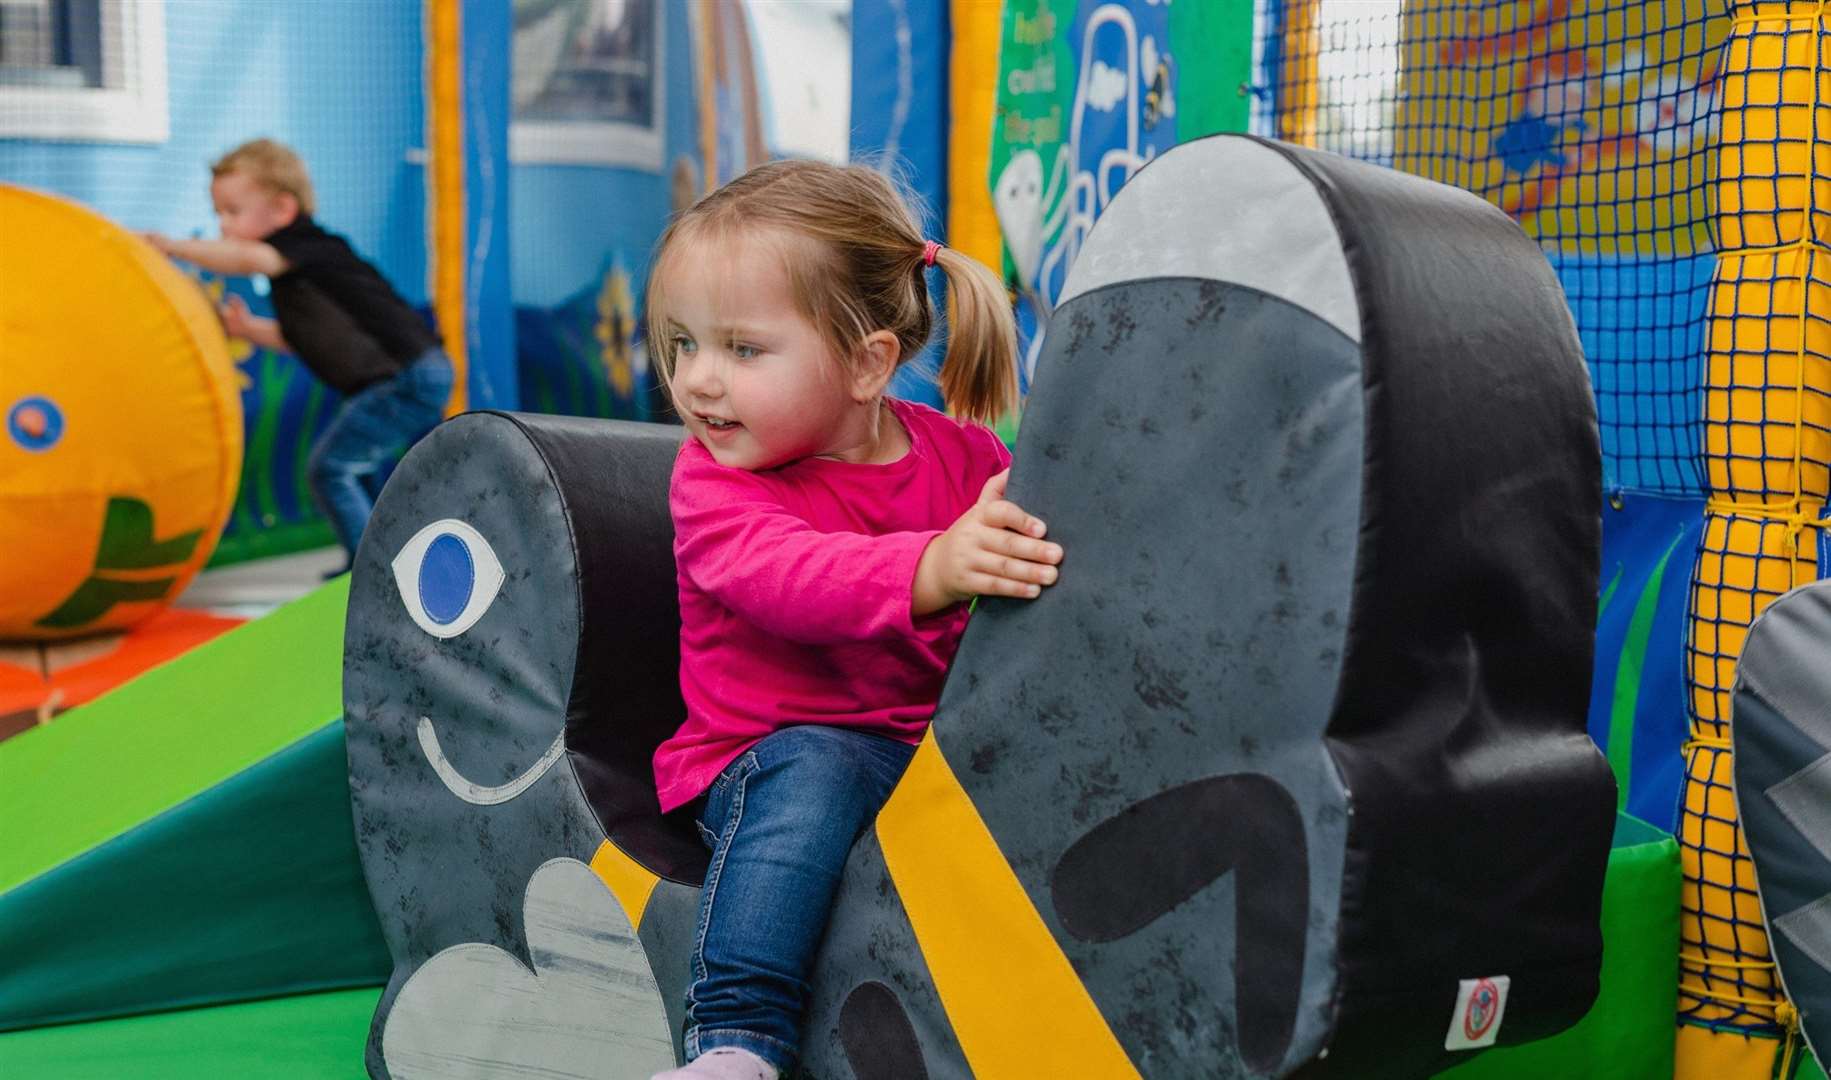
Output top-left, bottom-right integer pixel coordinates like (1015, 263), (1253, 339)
(345, 133), (1613, 1079)
(1732, 578), (1831, 1066)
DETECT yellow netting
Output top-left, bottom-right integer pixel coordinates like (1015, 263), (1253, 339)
(1260, 0), (1728, 494)
(1680, 0), (1831, 1039)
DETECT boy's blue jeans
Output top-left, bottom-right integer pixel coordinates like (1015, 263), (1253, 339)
(686, 725), (917, 1072)
(308, 349), (453, 562)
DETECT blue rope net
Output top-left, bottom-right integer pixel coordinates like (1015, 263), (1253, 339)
(1256, 0), (1727, 498)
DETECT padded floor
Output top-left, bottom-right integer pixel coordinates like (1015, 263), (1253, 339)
(1, 578), (348, 893)
(0, 987), (379, 1079)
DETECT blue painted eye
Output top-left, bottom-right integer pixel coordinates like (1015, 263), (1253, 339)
(7, 396), (64, 452)
(391, 519), (505, 638)
(419, 534), (474, 625)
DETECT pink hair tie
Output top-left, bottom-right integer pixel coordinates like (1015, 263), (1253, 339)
(922, 240), (944, 268)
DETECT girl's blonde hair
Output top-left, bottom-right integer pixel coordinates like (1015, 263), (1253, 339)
(646, 159), (1018, 425)
(211, 138), (317, 216)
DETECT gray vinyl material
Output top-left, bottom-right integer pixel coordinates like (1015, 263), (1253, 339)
(344, 415), (679, 1078)
(637, 880), (703, 1066)
(1776, 894), (1831, 981)
(1766, 751), (1831, 865)
(1732, 579), (1831, 1069)
(1055, 136), (1360, 344)
(801, 833), (973, 1080)
(346, 133), (1607, 1080)
(938, 276), (1360, 1077)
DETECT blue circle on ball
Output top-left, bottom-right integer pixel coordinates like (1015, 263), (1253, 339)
(7, 396), (64, 452)
(418, 534), (476, 625)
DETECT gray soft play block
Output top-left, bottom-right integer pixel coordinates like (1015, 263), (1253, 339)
(344, 413), (700, 1078)
(1733, 579), (1831, 1064)
(345, 133), (1611, 1080)
(921, 134), (1611, 1078)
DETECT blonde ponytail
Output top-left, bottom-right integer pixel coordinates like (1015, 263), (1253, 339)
(933, 246), (1020, 426)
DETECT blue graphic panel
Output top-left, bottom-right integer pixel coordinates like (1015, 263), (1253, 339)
(1590, 492), (1704, 832)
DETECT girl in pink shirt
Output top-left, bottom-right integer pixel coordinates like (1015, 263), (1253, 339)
(646, 160), (1063, 1080)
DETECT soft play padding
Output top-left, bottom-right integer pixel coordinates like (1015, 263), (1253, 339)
(343, 412), (698, 1078)
(0, 986), (384, 1079)
(1434, 814), (1680, 1079)
(911, 133), (1612, 1077)
(0, 608), (245, 740)
(0, 583), (374, 1032)
(1732, 578), (1831, 1067)
(343, 134), (1612, 1079)
(0, 185), (241, 640)
(344, 412), (982, 1079)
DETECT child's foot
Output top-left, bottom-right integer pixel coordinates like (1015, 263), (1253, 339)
(650, 1047), (780, 1080)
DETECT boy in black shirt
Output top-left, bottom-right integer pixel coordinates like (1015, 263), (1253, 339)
(145, 138), (453, 573)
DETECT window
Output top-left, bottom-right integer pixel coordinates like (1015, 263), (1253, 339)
(0, 0), (167, 142)
(511, 0), (662, 169)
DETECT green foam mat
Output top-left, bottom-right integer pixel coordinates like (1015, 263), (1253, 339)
(0, 578), (349, 893)
(0, 987), (379, 1079)
(0, 719), (389, 1030)
(1435, 812), (1680, 1079)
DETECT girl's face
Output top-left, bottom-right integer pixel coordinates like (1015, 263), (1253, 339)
(663, 232), (875, 471)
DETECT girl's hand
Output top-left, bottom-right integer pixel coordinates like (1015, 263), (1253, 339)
(219, 293), (253, 339)
(140, 231), (174, 255)
(913, 469), (1063, 616)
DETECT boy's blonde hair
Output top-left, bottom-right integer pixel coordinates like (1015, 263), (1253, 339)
(647, 159), (1019, 425)
(211, 138), (316, 216)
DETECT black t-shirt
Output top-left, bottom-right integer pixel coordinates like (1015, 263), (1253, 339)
(264, 216), (441, 394)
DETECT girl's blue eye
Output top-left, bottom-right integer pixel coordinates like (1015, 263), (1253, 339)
(734, 344), (759, 359)
(672, 335), (696, 354)
(391, 519), (506, 639)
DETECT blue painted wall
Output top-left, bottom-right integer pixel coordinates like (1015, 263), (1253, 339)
(509, 0), (702, 422)
(852, 0), (948, 408)
(464, 0), (518, 413)
(0, 0), (433, 563)
(0, 1), (429, 303)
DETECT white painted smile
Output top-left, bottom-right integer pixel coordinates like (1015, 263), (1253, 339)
(417, 716), (566, 806)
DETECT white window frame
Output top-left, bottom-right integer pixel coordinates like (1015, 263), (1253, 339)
(509, 0), (663, 171)
(0, 0), (168, 143)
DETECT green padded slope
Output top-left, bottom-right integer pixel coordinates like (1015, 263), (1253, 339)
(0, 987), (378, 1079)
(1435, 813), (1680, 1079)
(0, 579), (379, 1031)
(0, 578), (349, 893)
(0, 720), (389, 1030)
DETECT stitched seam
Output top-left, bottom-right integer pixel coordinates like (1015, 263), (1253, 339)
(693, 1029), (798, 1056)
(684, 752), (757, 1043)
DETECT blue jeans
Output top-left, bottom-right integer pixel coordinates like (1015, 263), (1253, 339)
(308, 350), (453, 561)
(686, 725), (917, 1071)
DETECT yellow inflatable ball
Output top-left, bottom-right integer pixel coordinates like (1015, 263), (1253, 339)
(0, 184), (242, 641)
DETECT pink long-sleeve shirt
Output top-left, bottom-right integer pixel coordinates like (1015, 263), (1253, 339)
(652, 398), (1012, 812)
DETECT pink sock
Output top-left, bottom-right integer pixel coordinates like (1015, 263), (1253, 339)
(649, 1046), (780, 1080)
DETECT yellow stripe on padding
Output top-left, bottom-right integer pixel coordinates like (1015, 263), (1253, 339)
(588, 840), (661, 929)
(876, 733), (1141, 1079)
